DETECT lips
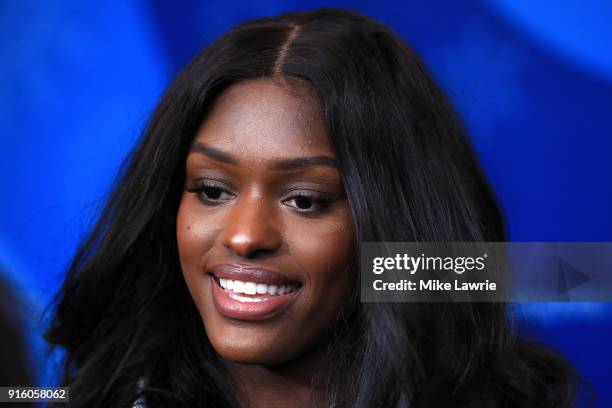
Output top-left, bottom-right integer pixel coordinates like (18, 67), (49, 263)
(209, 263), (301, 286)
(208, 263), (303, 320)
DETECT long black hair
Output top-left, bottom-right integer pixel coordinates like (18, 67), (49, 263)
(45, 8), (584, 407)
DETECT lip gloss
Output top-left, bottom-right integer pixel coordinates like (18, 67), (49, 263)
(210, 275), (301, 321)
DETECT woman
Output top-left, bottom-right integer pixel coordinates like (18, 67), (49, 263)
(45, 8), (583, 408)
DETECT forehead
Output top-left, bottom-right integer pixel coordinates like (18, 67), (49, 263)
(192, 77), (333, 159)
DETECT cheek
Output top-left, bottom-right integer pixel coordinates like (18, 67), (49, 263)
(288, 211), (356, 313)
(176, 195), (219, 264)
(176, 196), (218, 301)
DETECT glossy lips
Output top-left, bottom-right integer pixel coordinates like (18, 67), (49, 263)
(209, 264), (302, 320)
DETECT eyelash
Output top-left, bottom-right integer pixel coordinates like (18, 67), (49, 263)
(186, 180), (233, 205)
(185, 180), (334, 215)
(284, 190), (333, 215)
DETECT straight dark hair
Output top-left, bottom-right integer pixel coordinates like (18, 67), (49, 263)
(46, 8), (584, 407)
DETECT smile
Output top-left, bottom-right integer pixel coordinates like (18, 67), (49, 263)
(208, 264), (303, 320)
(218, 278), (300, 302)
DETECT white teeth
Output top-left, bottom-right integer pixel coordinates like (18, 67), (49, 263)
(244, 282), (257, 295)
(216, 277), (300, 299)
(233, 280), (245, 293)
(228, 292), (268, 303)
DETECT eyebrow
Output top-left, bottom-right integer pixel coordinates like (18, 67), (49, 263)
(189, 142), (338, 170)
(190, 143), (239, 165)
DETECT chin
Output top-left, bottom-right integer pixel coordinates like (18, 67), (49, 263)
(210, 337), (294, 366)
(203, 323), (294, 365)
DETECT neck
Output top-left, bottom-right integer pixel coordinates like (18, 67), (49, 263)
(223, 346), (328, 408)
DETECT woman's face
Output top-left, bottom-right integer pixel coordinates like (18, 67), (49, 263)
(176, 77), (355, 366)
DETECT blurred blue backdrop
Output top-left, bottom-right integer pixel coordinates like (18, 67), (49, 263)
(1, 0), (611, 405)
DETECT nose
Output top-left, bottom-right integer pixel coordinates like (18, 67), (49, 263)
(220, 192), (283, 259)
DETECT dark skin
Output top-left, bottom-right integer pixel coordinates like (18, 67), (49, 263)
(176, 77), (356, 407)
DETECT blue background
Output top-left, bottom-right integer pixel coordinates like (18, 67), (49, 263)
(1, 0), (611, 405)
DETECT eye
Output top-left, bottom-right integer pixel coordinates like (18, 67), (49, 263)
(282, 190), (332, 214)
(186, 180), (234, 205)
